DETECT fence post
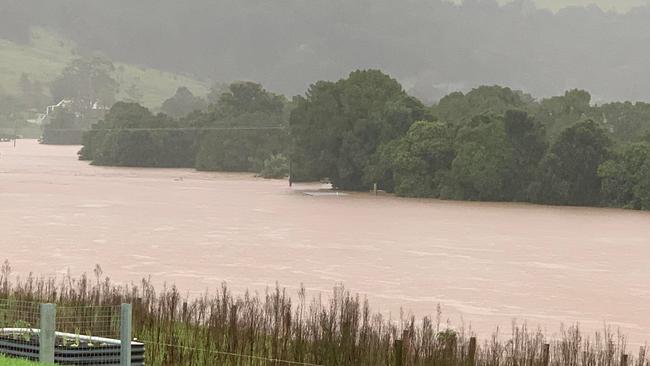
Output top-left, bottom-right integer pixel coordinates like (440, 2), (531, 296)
(289, 158), (293, 187)
(542, 344), (550, 366)
(39, 303), (56, 364)
(120, 303), (132, 366)
(468, 337), (477, 366)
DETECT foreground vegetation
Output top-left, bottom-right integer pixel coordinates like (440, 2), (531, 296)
(0, 356), (47, 366)
(0, 262), (643, 366)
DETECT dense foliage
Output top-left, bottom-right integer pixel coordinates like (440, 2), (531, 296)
(599, 143), (650, 210)
(79, 69), (650, 211)
(289, 70), (650, 211)
(80, 82), (288, 175)
(290, 70), (431, 190)
(160, 87), (207, 119)
(78, 102), (194, 167)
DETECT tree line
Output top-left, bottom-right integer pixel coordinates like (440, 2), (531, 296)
(79, 81), (289, 179)
(80, 70), (650, 210)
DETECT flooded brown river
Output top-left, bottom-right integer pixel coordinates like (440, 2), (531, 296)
(2, 140), (650, 343)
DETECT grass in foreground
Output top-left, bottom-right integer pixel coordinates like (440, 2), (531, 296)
(0, 261), (644, 366)
(0, 355), (50, 365)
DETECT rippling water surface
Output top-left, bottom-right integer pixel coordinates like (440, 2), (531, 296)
(2, 140), (650, 343)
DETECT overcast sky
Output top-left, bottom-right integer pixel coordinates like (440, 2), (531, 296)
(451, 0), (649, 12)
(5, 0), (650, 102)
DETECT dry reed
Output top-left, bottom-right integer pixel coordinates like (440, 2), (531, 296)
(0, 261), (644, 366)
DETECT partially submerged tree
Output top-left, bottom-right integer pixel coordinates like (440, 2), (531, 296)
(290, 69), (431, 190)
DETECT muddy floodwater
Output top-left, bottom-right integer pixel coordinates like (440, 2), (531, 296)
(2, 140), (650, 343)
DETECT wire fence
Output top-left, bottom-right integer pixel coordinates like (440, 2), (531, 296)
(43, 126), (287, 132)
(0, 299), (40, 330)
(142, 340), (324, 366)
(0, 299), (41, 363)
(0, 299), (326, 366)
(56, 304), (122, 340)
(0, 300), (134, 365)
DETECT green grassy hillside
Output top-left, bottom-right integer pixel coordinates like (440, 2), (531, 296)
(0, 28), (209, 109)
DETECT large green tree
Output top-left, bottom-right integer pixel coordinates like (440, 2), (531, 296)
(213, 81), (285, 119)
(435, 86), (532, 125)
(50, 56), (119, 109)
(532, 119), (612, 206)
(599, 142), (650, 210)
(160, 87), (207, 119)
(79, 102), (190, 167)
(387, 110), (546, 201)
(388, 121), (455, 197)
(290, 70), (431, 190)
(444, 115), (515, 201)
(193, 81), (289, 172)
(94, 102), (161, 130)
(534, 89), (593, 138)
(594, 102), (650, 142)
(502, 110), (548, 200)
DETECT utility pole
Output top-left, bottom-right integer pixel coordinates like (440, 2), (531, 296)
(288, 127), (293, 187)
(289, 157), (293, 187)
(12, 115), (17, 148)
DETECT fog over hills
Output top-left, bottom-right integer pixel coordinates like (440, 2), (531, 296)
(2, 0), (650, 102)
(457, 0), (648, 12)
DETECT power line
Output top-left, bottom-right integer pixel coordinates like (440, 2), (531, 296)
(43, 126), (286, 132)
(142, 339), (323, 366)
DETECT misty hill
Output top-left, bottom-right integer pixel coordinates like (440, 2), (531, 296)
(453, 0), (647, 12)
(0, 28), (208, 108)
(3, 0), (650, 103)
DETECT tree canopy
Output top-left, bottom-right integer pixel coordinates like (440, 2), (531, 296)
(81, 82), (288, 175)
(160, 87), (207, 119)
(290, 70), (431, 190)
(532, 119), (612, 206)
(78, 70), (650, 212)
(50, 57), (119, 109)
